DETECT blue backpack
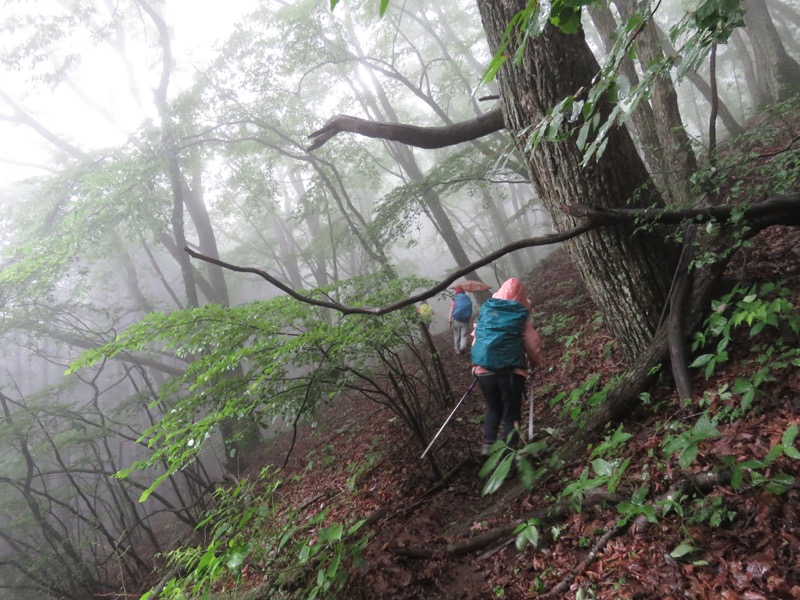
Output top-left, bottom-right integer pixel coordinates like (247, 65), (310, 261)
(471, 298), (529, 371)
(452, 293), (473, 322)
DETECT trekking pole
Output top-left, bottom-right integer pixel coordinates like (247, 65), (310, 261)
(420, 379), (477, 460)
(527, 373), (534, 440)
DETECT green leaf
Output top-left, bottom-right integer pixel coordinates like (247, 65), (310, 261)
(679, 444), (698, 469)
(764, 444), (784, 465)
(784, 444), (800, 460)
(326, 552), (342, 579)
(670, 541), (697, 558)
(550, 3), (583, 33)
(592, 458), (614, 477)
(479, 443), (506, 478)
(378, 0), (390, 16)
(226, 549), (247, 570)
(781, 424), (799, 458)
(515, 523), (539, 551)
(139, 472), (171, 502)
(692, 414), (720, 440)
(319, 523), (344, 544)
(689, 354), (714, 368)
(347, 519), (367, 535)
(730, 465), (743, 490)
(483, 454), (514, 496)
(767, 473), (795, 495)
(576, 121), (591, 150)
(516, 455), (536, 489)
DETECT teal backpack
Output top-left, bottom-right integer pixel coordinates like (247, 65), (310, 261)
(471, 298), (530, 371)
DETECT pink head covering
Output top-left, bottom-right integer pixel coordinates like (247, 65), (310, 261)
(454, 286), (465, 295)
(492, 278), (530, 309)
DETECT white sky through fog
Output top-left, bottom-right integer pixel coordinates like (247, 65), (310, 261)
(0, 0), (257, 189)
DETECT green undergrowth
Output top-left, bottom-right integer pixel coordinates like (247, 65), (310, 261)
(143, 466), (369, 600)
(480, 279), (800, 557)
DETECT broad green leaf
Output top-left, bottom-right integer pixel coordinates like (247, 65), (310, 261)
(320, 523), (344, 544)
(689, 353), (714, 368)
(592, 458), (614, 477)
(781, 424), (799, 458)
(670, 541), (697, 558)
(679, 444), (698, 469)
(516, 455), (536, 489)
(483, 454), (514, 496)
(226, 549), (247, 570)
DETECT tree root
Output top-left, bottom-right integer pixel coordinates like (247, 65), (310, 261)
(388, 466), (731, 584)
(389, 490), (614, 559)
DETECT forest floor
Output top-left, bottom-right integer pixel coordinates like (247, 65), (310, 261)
(225, 222), (800, 599)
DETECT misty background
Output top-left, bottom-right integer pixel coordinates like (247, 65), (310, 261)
(0, 0), (796, 597)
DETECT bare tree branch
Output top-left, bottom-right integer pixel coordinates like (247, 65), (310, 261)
(306, 108), (505, 151)
(0, 88), (85, 159)
(185, 222), (591, 315)
(566, 194), (800, 228)
(186, 195), (799, 316)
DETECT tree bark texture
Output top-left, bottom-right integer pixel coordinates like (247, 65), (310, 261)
(475, 0), (678, 364)
(307, 110), (504, 151)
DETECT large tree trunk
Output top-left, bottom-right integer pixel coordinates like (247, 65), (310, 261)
(476, 0), (679, 364)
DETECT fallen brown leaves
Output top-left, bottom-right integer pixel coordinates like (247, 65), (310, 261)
(231, 227), (800, 599)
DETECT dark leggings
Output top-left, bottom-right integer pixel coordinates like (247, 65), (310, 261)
(477, 372), (526, 447)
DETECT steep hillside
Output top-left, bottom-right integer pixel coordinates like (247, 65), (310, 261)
(221, 222), (799, 599)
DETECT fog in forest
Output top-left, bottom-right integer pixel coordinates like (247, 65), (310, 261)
(0, 0), (798, 597)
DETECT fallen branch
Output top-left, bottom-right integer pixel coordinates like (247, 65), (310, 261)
(566, 194), (800, 229)
(390, 467), (732, 566)
(477, 537), (515, 561)
(541, 525), (620, 599)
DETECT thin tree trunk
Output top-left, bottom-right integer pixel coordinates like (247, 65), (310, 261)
(587, 3), (668, 189)
(731, 28), (762, 107)
(655, 23), (745, 138)
(615, 0), (698, 206)
(744, 0), (800, 107)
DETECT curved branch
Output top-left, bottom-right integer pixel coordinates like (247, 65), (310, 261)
(184, 222), (591, 315)
(0, 89), (85, 159)
(187, 195), (799, 316)
(306, 108), (505, 151)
